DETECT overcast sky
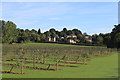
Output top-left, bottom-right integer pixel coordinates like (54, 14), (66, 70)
(1, 2), (118, 35)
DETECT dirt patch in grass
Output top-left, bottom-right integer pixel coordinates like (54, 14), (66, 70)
(25, 61), (79, 67)
(2, 63), (57, 71)
(59, 61), (87, 65)
(70, 59), (90, 61)
(2, 59), (80, 67)
(0, 71), (28, 74)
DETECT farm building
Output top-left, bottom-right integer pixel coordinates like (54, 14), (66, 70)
(66, 35), (79, 44)
(85, 36), (92, 42)
(68, 39), (80, 44)
(68, 39), (76, 44)
(48, 36), (56, 42)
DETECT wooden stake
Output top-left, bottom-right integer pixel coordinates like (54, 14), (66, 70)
(47, 64), (51, 70)
(64, 55), (67, 62)
(43, 58), (46, 64)
(56, 59), (58, 71)
(43, 55), (46, 64)
(39, 56), (41, 63)
(21, 61), (24, 74)
(33, 56), (36, 67)
(9, 65), (15, 73)
(67, 55), (70, 61)
(83, 57), (86, 64)
(16, 57), (20, 66)
(76, 56), (80, 63)
(42, 55), (44, 64)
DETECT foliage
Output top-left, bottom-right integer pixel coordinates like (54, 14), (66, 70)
(107, 24), (120, 48)
(1, 20), (120, 48)
(2, 43), (118, 78)
(2, 20), (17, 43)
(38, 28), (41, 35)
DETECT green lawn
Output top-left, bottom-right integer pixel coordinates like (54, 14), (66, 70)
(23, 43), (107, 48)
(2, 53), (118, 78)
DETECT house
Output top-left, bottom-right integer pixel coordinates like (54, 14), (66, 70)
(66, 35), (78, 44)
(61, 37), (64, 39)
(85, 36), (92, 42)
(48, 36), (56, 42)
(68, 39), (76, 44)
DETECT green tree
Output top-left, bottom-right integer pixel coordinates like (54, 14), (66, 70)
(17, 29), (28, 43)
(114, 32), (120, 48)
(40, 33), (46, 42)
(92, 34), (98, 44)
(92, 34), (103, 44)
(66, 30), (74, 35)
(108, 24), (120, 48)
(38, 28), (41, 35)
(72, 29), (82, 35)
(44, 31), (51, 37)
(0, 20), (6, 32)
(31, 29), (37, 34)
(0, 20), (6, 42)
(49, 28), (58, 38)
(77, 34), (85, 43)
(30, 33), (40, 42)
(103, 33), (111, 46)
(49, 28), (56, 33)
(83, 32), (88, 36)
(72, 29), (84, 43)
(96, 35), (103, 44)
(2, 21), (17, 43)
(63, 28), (67, 33)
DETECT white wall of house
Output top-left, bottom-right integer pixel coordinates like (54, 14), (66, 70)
(48, 37), (51, 41)
(85, 36), (92, 42)
(48, 37), (56, 42)
(53, 37), (56, 42)
(69, 39), (76, 44)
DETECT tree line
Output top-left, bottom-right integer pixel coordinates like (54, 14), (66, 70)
(0, 20), (120, 48)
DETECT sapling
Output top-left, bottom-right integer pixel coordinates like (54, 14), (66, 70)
(67, 55), (71, 61)
(76, 56), (80, 63)
(20, 61), (24, 74)
(83, 56), (87, 64)
(42, 55), (46, 64)
(56, 59), (59, 71)
(33, 56), (36, 67)
(16, 48), (25, 67)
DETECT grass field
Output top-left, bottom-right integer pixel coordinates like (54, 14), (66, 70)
(2, 43), (119, 78)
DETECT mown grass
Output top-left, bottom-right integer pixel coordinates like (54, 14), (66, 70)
(2, 43), (118, 78)
(2, 53), (118, 78)
(23, 43), (107, 48)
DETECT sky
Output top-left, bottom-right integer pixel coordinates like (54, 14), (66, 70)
(1, 0), (119, 2)
(1, 2), (118, 35)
